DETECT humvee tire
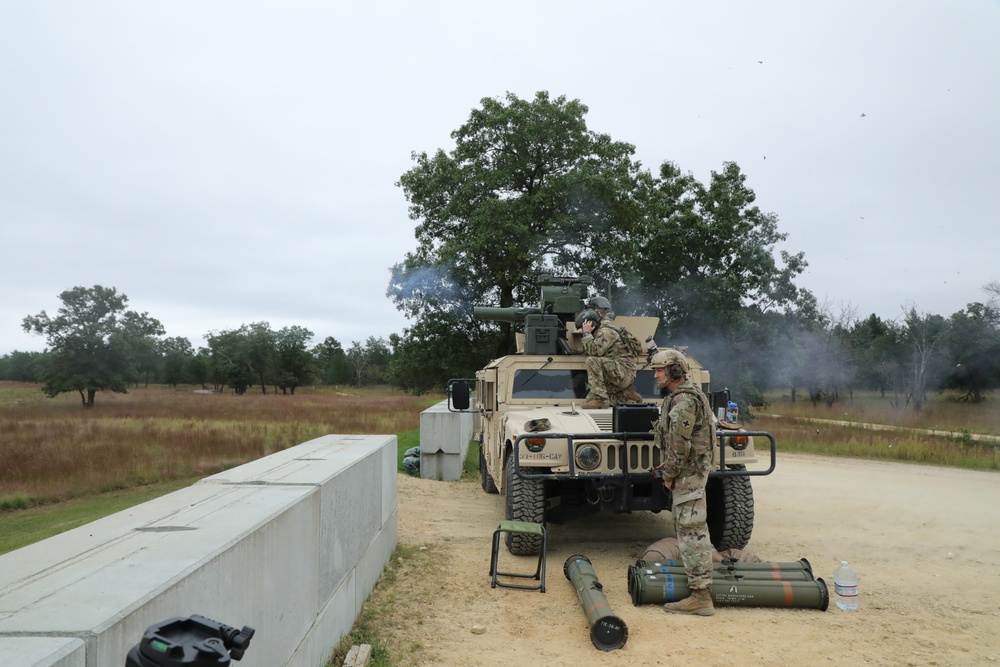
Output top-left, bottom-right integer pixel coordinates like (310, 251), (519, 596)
(480, 447), (499, 494)
(504, 454), (545, 555)
(706, 464), (754, 551)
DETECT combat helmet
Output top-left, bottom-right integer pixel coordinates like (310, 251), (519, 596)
(574, 309), (602, 329)
(649, 349), (689, 378)
(587, 296), (612, 311)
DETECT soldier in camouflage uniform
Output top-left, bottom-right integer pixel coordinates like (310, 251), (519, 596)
(650, 348), (717, 616)
(586, 295), (616, 321)
(577, 309), (637, 409)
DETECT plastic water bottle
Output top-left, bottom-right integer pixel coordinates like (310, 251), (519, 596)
(726, 401), (739, 422)
(834, 560), (859, 610)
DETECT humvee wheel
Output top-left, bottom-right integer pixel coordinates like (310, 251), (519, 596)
(504, 454), (545, 555)
(480, 447), (499, 494)
(706, 465), (754, 551)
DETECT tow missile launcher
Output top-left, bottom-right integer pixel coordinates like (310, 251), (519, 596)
(473, 274), (593, 355)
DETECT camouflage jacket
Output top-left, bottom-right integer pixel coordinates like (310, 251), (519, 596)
(653, 379), (716, 503)
(582, 325), (637, 370)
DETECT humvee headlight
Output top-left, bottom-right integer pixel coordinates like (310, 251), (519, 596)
(525, 437), (546, 453)
(727, 434), (749, 451)
(575, 443), (601, 470)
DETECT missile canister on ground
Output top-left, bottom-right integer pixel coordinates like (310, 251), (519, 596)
(636, 558), (813, 576)
(633, 559), (815, 582)
(564, 555), (629, 651)
(628, 567), (829, 611)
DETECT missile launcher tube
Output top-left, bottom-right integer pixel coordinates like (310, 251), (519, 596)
(636, 558), (813, 575)
(633, 565), (815, 582)
(564, 555), (629, 651)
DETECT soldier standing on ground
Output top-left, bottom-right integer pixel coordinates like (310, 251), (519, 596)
(650, 348), (716, 616)
(578, 310), (638, 409)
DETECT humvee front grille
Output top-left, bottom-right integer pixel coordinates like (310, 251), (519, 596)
(605, 442), (662, 472)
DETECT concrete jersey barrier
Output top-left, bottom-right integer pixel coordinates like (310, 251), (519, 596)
(0, 434), (398, 667)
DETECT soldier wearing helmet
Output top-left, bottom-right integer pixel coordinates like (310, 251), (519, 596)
(586, 295), (616, 321)
(650, 348), (717, 616)
(577, 309), (638, 409)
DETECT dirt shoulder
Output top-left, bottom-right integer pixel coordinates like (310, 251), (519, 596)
(389, 453), (1000, 667)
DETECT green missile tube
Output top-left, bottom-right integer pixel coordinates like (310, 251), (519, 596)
(636, 558), (813, 576)
(563, 555), (629, 651)
(473, 306), (543, 323)
(628, 569), (829, 610)
(633, 564), (814, 582)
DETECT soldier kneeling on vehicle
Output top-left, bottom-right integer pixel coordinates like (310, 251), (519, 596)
(576, 309), (643, 409)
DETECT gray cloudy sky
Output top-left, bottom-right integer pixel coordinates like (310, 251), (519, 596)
(2, 1), (998, 355)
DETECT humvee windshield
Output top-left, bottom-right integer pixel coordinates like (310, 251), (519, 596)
(511, 368), (662, 400)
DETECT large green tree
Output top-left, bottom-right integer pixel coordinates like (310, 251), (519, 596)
(22, 286), (165, 407)
(633, 161), (807, 338)
(393, 91), (643, 312)
(389, 91), (644, 387)
(387, 91), (813, 396)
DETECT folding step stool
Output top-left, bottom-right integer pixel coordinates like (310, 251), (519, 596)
(489, 520), (546, 592)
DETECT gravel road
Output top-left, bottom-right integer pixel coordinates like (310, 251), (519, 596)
(390, 452), (1000, 667)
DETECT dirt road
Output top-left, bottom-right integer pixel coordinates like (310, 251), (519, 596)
(390, 453), (1000, 666)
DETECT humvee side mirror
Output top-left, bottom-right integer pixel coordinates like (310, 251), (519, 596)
(449, 380), (471, 411)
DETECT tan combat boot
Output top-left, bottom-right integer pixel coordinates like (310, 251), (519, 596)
(582, 397), (609, 409)
(663, 588), (715, 616)
(623, 385), (644, 403)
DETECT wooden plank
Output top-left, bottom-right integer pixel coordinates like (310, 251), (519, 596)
(343, 644), (372, 667)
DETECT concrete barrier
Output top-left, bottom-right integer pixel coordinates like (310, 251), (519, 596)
(0, 434), (397, 667)
(418, 400), (474, 481)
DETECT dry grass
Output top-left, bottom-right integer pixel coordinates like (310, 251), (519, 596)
(0, 382), (441, 508)
(754, 391), (1000, 470)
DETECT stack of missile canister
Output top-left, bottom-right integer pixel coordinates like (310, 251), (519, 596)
(627, 558), (829, 610)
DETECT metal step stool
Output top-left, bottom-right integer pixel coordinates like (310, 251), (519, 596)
(489, 520), (546, 592)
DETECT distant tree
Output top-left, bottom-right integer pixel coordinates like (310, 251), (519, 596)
(22, 286), (164, 407)
(205, 322), (278, 395)
(901, 307), (948, 411)
(386, 313), (494, 394)
(346, 342), (369, 387)
(158, 336), (195, 387)
(984, 280), (1000, 305)
(185, 348), (212, 389)
(312, 337), (351, 385)
(346, 337), (392, 386)
(939, 303), (1000, 402)
(846, 314), (906, 397)
(274, 325), (314, 394)
(0, 350), (49, 382)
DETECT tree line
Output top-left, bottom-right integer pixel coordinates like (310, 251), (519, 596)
(3, 285), (391, 406)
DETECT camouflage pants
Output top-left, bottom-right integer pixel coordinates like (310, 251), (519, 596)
(672, 496), (713, 590)
(585, 356), (636, 402)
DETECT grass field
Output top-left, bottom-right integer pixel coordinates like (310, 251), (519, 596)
(753, 390), (1000, 471)
(0, 381), (441, 552)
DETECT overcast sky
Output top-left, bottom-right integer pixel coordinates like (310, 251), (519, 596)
(2, 1), (998, 355)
